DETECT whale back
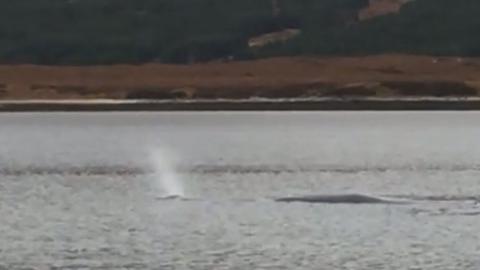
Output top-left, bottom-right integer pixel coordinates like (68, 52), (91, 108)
(275, 194), (402, 204)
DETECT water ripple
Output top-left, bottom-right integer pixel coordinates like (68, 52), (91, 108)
(2, 164), (480, 176)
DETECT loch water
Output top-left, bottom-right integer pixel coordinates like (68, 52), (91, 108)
(1, 111), (480, 269)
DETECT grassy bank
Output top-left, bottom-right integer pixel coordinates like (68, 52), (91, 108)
(1, 55), (480, 101)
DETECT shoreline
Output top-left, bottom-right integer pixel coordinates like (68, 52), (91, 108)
(3, 55), (480, 108)
(3, 98), (480, 111)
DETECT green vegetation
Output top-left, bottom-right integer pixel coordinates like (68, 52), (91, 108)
(0, 0), (366, 64)
(0, 0), (478, 64)
(264, 0), (480, 57)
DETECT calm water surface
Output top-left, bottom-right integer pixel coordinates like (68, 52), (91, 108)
(1, 111), (480, 269)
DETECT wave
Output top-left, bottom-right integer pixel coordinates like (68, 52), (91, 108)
(0, 165), (145, 176)
(2, 163), (480, 176)
(386, 194), (480, 202)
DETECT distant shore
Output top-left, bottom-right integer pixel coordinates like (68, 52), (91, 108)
(3, 55), (480, 110)
(3, 98), (480, 111)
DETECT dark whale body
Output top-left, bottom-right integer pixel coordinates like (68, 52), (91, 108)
(156, 195), (183, 200)
(275, 194), (406, 204)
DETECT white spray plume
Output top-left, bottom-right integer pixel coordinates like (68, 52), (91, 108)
(149, 148), (185, 197)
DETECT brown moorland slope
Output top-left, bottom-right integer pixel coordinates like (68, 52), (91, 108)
(1, 54), (480, 100)
(358, 0), (412, 20)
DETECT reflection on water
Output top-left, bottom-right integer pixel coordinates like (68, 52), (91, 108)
(1, 112), (480, 269)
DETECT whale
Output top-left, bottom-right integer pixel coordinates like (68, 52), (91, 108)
(156, 194), (183, 200)
(275, 194), (408, 204)
(155, 195), (201, 202)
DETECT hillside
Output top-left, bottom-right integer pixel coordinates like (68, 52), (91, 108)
(270, 0), (480, 57)
(0, 0), (366, 64)
(0, 0), (478, 65)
